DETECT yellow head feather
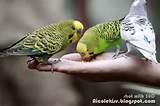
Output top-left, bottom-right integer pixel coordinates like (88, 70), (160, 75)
(70, 20), (84, 43)
(73, 21), (84, 30)
(76, 42), (94, 61)
(76, 42), (87, 53)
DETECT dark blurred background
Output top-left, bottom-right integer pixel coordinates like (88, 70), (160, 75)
(0, 0), (160, 106)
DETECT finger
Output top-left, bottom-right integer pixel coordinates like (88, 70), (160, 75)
(51, 59), (87, 73)
(61, 53), (82, 61)
(27, 59), (39, 69)
(28, 60), (52, 72)
(94, 52), (114, 61)
(28, 53), (82, 72)
(51, 58), (112, 74)
(36, 63), (51, 71)
(35, 59), (83, 73)
(27, 58), (52, 71)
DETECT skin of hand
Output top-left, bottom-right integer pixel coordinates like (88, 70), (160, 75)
(28, 53), (115, 72)
(28, 52), (160, 86)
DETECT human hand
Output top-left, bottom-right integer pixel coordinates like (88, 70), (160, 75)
(28, 53), (160, 86)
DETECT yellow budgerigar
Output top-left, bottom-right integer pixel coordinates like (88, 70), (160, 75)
(0, 20), (84, 65)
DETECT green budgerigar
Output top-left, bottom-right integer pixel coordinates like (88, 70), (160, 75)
(76, 19), (123, 61)
(0, 20), (84, 64)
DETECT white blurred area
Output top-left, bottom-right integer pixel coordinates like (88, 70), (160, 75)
(87, 0), (132, 24)
(0, 0), (73, 45)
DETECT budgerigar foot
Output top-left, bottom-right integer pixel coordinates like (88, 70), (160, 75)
(144, 58), (158, 64)
(112, 51), (126, 59)
(27, 57), (36, 64)
(114, 53), (129, 59)
(27, 57), (39, 69)
(48, 58), (61, 73)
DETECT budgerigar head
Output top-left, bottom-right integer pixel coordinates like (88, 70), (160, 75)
(76, 30), (99, 61)
(76, 42), (94, 61)
(60, 20), (84, 43)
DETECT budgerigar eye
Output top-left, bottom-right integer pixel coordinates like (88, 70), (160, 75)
(69, 40), (73, 43)
(69, 34), (74, 39)
(72, 26), (76, 30)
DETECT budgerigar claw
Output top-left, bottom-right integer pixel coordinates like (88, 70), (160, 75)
(112, 50), (126, 59)
(144, 58), (156, 64)
(112, 54), (118, 59)
(48, 58), (61, 73)
(115, 53), (129, 59)
(27, 57), (36, 64)
(48, 58), (61, 64)
(27, 57), (40, 69)
(112, 53), (121, 59)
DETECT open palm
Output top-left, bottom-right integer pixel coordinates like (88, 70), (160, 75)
(28, 53), (160, 86)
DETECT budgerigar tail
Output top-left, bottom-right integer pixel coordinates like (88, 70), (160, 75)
(0, 49), (9, 58)
(137, 48), (158, 63)
(0, 36), (29, 58)
(129, 41), (158, 63)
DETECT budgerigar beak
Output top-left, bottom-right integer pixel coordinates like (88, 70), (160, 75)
(71, 29), (83, 43)
(82, 56), (92, 61)
(80, 53), (92, 61)
(77, 29), (83, 35)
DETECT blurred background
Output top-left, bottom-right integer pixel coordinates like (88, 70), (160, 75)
(0, 0), (160, 106)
